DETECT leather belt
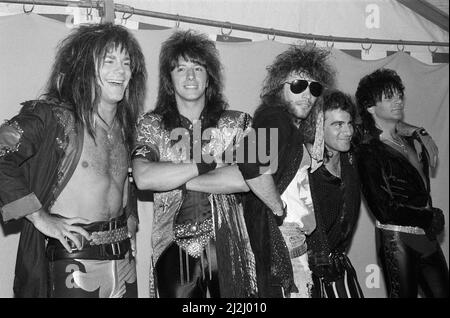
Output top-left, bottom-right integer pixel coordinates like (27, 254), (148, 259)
(46, 215), (131, 261)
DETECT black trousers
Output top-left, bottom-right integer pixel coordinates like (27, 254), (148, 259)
(155, 240), (220, 298)
(377, 228), (449, 298)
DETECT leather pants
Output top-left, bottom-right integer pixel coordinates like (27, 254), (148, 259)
(155, 240), (220, 298)
(377, 228), (449, 298)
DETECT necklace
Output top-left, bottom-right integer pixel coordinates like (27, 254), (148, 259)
(382, 136), (408, 154)
(95, 112), (116, 142)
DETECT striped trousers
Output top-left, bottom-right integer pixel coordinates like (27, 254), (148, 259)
(311, 253), (364, 298)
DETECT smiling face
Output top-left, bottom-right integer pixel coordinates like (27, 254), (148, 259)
(170, 56), (209, 106)
(282, 72), (319, 119)
(97, 46), (131, 107)
(323, 108), (354, 156)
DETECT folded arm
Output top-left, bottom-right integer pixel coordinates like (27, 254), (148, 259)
(186, 164), (249, 194)
(237, 107), (292, 218)
(132, 158), (199, 191)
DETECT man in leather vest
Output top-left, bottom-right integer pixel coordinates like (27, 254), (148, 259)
(237, 45), (335, 297)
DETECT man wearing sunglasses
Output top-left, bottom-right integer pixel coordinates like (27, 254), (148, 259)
(238, 44), (335, 297)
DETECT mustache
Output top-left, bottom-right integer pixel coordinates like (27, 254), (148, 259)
(293, 101), (312, 107)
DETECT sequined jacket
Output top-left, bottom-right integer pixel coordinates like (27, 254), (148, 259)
(133, 109), (258, 298)
(0, 99), (137, 297)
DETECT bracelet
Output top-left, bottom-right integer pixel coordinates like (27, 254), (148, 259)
(273, 201), (287, 217)
(273, 201), (287, 226)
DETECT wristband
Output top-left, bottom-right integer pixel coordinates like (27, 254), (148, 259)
(196, 161), (217, 175)
(273, 201), (287, 226)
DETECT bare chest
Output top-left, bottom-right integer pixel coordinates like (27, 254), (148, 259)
(79, 126), (128, 181)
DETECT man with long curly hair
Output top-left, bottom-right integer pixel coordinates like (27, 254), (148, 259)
(132, 30), (257, 298)
(355, 68), (448, 298)
(237, 44), (335, 297)
(0, 23), (147, 297)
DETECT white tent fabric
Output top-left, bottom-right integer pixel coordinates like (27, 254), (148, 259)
(0, 13), (448, 298)
(118, 0), (448, 43)
(0, 0), (448, 62)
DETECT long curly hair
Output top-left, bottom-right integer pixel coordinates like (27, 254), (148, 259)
(154, 30), (227, 131)
(260, 44), (335, 108)
(45, 23), (147, 147)
(355, 68), (405, 140)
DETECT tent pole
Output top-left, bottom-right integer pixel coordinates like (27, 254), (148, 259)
(116, 5), (450, 47)
(0, 0), (448, 48)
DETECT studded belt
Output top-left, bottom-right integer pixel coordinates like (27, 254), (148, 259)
(174, 217), (215, 258)
(89, 226), (129, 245)
(46, 216), (131, 261)
(376, 221), (425, 235)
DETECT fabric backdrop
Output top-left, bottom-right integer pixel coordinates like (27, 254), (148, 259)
(1, 14), (448, 298)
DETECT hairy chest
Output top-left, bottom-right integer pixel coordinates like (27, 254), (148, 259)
(79, 127), (128, 181)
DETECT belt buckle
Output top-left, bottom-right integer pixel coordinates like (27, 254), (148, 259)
(110, 241), (121, 257)
(109, 218), (118, 231)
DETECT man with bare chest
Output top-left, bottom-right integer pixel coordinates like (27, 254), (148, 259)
(0, 23), (147, 297)
(355, 68), (448, 298)
(53, 119), (128, 222)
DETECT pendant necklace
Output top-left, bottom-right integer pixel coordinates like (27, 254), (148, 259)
(383, 136), (408, 154)
(95, 112), (116, 143)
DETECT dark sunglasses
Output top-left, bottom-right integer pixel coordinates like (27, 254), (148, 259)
(284, 79), (324, 97)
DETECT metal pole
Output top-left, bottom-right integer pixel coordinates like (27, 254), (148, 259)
(1, 0), (102, 9)
(0, 0), (448, 48)
(114, 5), (449, 47)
